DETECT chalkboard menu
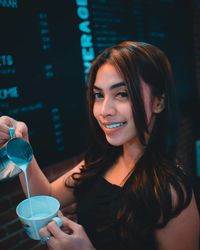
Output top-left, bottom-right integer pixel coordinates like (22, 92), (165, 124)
(0, 0), (196, 168)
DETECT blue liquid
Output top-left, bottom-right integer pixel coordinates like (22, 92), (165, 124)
(19, 163), (34, 218)
(19, 163), (31, 198)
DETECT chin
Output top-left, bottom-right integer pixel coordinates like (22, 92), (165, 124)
(106, 137), (124, 147)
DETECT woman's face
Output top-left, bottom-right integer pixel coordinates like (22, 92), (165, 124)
(93, 63), (155, 147)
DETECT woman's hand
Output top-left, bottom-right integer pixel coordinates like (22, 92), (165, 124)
(39, 211), (95, 250)
(0, 115), (29, 146)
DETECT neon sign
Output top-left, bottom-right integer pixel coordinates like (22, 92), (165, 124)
(75, 0), (95, 82)
(0, 0), (17, 8)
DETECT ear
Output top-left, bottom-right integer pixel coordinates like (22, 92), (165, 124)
(153, 94), (165, 114)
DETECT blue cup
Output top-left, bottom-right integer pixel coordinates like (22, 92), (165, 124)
(16, 195), (63, 240)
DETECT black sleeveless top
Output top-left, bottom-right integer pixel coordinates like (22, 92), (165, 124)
(76, 176), (157, 250)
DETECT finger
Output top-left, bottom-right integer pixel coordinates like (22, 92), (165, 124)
(55, 211), (73, 234)
(0, 118), (15, 138)
(0, 116), (15, 128)
(57, 210), (64, 217)
(15, 122), (28, 139)
(40, 234), (51, 245)
(57, 214), (84, 235)
(0, 129), (11, 141)
(39, 226), (50, 239)
(0, 116), (28, 139)
(0, 125), (14, 145)
(39, 230), (57, 248)
(59, 214), (80, 230)
(47, 220), (66, 239)
(0, 116), (27, 141)
(41, 221), (70, 249)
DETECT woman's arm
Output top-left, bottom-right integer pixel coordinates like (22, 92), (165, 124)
(155, 193), (200, 250)
(19, 156), (83, 207)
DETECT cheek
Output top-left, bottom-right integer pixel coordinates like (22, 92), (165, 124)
(121, 106), (135, 128)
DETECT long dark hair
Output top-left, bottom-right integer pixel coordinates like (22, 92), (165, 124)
(70, 41), (192, 247)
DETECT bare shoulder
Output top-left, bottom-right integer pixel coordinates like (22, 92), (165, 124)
(155, 191), (200, 250)
(50, 160), (85, 207)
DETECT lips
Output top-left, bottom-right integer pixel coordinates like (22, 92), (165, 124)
(99, 121), (127, 129)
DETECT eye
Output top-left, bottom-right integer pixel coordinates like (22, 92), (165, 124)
(93, 92), (104, 100)
(116, 92), (129, 99)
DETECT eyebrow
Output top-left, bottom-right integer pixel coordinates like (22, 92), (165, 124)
(93, 82), (126, 91)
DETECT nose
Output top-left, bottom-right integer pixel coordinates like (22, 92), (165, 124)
(101, 97), (116, 117)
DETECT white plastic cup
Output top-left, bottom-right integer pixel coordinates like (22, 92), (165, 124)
(16, 195), (62, 240)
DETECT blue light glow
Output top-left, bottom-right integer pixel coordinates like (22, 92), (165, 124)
(0, 55), (14, 66)
(76, 0), (95, 81)
(51, 107), (64, 152)
(44, 64), (55, 79)
(38, 13), (51, 51)
(0, 0), (17, 8)
(0, 86), (19, 100)
(0, 55), (16, 75)
(0, 102), (44, 116)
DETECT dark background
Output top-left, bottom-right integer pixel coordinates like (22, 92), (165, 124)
(0, 1), (200, 249)
(0, 0), (199, 174)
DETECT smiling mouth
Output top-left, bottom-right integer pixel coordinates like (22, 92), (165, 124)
(100, 122), (127, 129)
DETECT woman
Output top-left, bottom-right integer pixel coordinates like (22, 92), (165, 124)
(0, 41), (199, 250)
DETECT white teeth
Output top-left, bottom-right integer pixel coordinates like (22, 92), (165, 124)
(105, 122), (125, 129)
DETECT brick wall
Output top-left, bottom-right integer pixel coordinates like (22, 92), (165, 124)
(0, 156), (80, 250)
